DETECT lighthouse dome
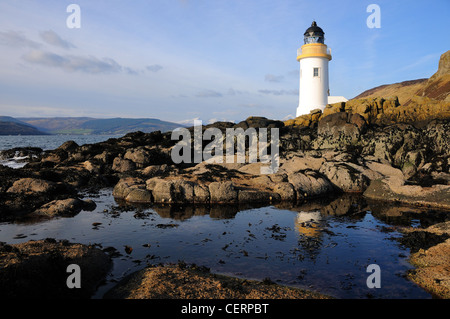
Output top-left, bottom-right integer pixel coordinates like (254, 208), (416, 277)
(304, 21), (325, 44)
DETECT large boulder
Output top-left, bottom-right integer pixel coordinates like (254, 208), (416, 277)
(319, 162), (370, 192)
(124, 147), (152, 168)
(112, 156), (136, 173)
(208, 181), (239, 203)
(33, 198), (96, 217)
(7, 178), (56, 195)
(193, 183), (210, 203)
(273, 182), (296, 201)
(235, 116), (285, 130)
(125, 188), (152, 203)
(287, 170), (335, 199)
(57, 140), (79, 153)
(112, 177), (146, 199)
(318, 112), (367, 139)
(146, 178), (195, 203)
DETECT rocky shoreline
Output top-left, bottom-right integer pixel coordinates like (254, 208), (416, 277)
(0, 110), (449, 298)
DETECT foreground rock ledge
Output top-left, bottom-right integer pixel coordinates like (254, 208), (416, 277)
(104, 264), (331, 299)
(402, 221), (450, 299)
(0, 239), (112, 298)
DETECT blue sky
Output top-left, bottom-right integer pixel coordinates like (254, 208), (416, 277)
(0, 0), (448, 124)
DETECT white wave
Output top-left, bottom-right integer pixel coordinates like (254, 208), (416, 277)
(0, 159), (28, 169)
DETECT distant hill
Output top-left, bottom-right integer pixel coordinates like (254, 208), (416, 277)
(0, 116), (48, 135)
(20, 117), (95, 134)
(78, 118), (182, 135)
(16, 117), (183, 135)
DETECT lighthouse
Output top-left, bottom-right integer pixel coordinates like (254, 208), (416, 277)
(296, 21), (332, 117)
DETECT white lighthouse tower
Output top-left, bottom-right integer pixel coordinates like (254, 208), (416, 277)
(296, 21), (332, 117)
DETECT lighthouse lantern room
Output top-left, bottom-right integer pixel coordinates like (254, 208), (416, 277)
(296, 21), (332, 117)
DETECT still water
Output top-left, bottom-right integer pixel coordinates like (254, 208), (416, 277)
(0, 189), (444, 299)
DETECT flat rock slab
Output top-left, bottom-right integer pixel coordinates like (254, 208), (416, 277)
(104, 264), (331, 299)
(363, 179), (450, 209)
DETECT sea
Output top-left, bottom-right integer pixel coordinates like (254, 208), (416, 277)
(0, 134), (122, 168)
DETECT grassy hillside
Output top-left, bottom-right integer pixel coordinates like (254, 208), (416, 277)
(353, 79), (428, 105)
(352, 50), (450, 105)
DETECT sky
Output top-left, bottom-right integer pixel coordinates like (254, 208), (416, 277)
(0, 0), (448, 125)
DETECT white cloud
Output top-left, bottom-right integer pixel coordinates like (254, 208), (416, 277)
(39, 30), (76, 49)
(22, 49), (139, 75)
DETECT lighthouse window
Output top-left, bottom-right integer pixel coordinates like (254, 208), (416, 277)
(313, 67), (319, 77)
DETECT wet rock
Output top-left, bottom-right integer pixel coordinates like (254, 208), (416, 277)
(278, 156), (325, 174)
(403, 218), (450, 299)
(112, 177), (145, 199)
(33, 198), (97, 217)
(93, 151), (115, 164)
(273, 182), (296, 201)
(172, 180), (195, 203)
(141, 164), (169, 177)
(82, 160), (100, 174)
(57, 140), (79, 152)
(399, 231), (450, 254)
(193, 183), (210, 203)
(234, 116), (285, 130)
(209, 181), (239, 203)
(363, 179), (450, 209)
(0, 239), (112, 298)
(148, 179), (173, 203)
(125, 188), (152, 203)
(7, 178), (56, 195)
(318, 112), (367, 140)
(124, 147), (152, 168)
(112, 156), (136, 173)
(319, 162), (370, 192)
(238, 190), (280, 204)
(146, 178), (195, 204)
(287, 170), (335, 199)
(41, 149), (69, 163)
